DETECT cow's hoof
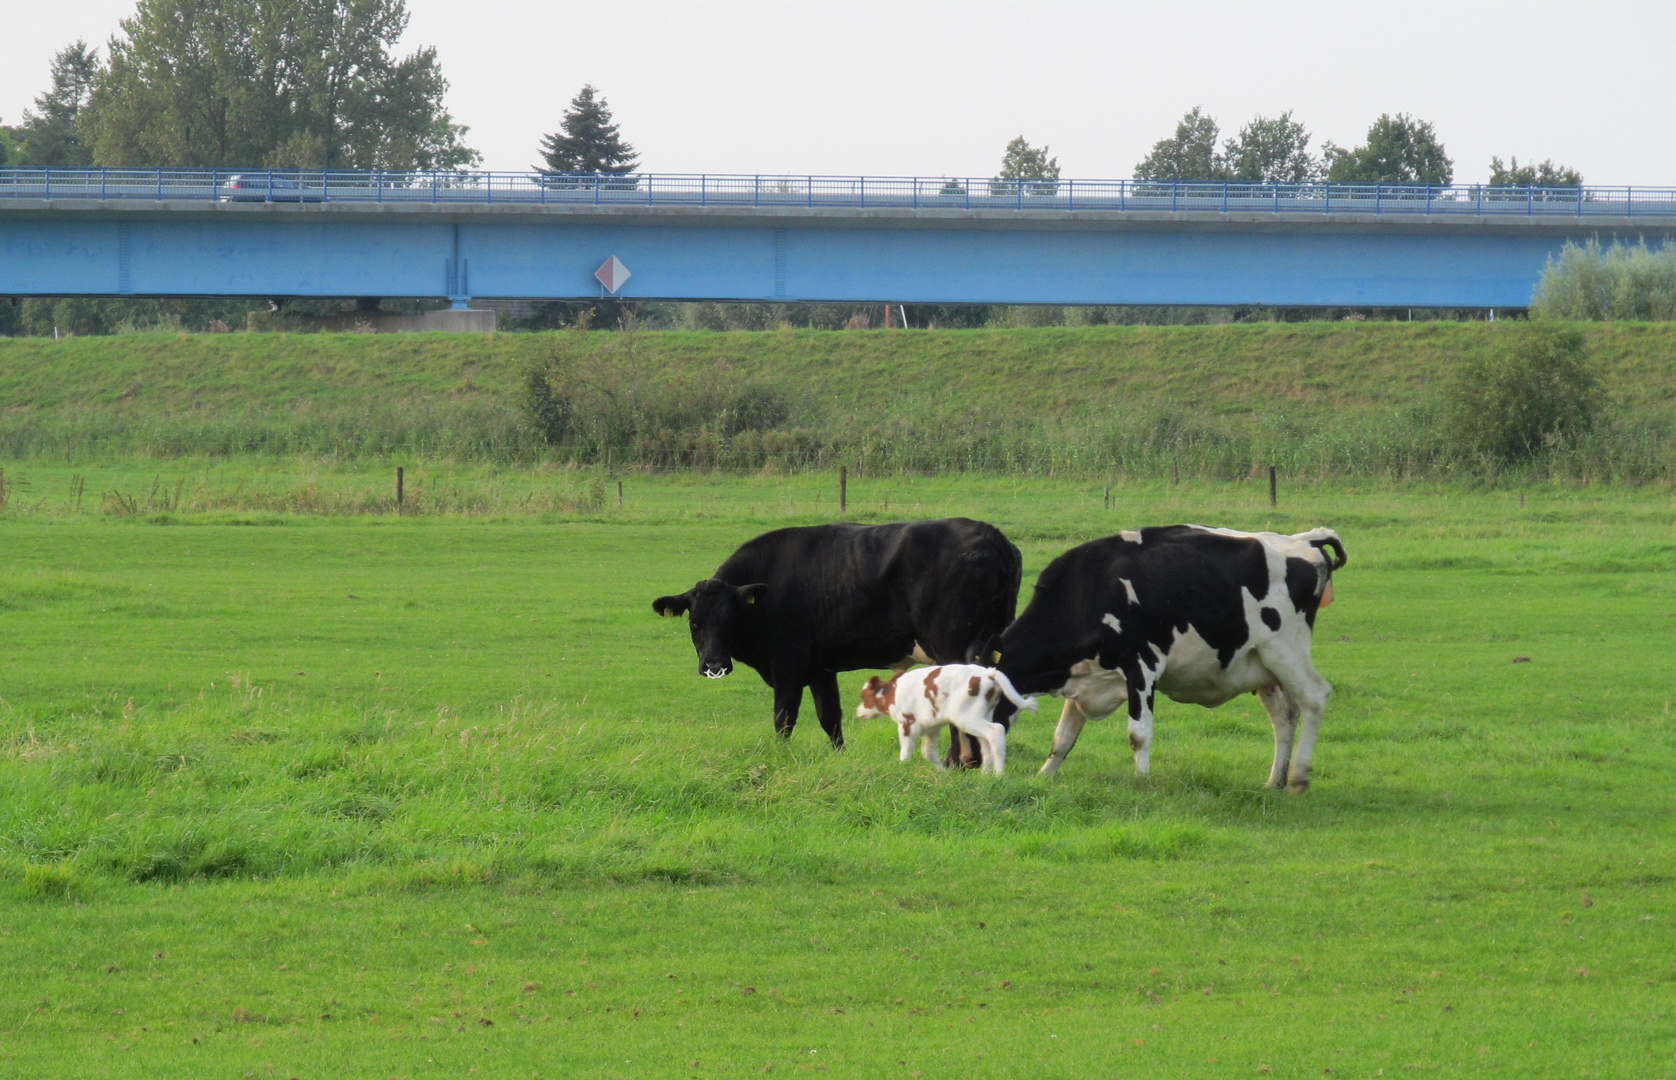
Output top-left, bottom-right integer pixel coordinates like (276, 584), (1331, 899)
(1287, 779), (1310, 795)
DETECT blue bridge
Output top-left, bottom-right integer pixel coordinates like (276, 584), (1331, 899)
(3, 168), (1674, 309)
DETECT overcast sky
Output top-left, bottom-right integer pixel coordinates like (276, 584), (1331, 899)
(6, 1), (1674, 183)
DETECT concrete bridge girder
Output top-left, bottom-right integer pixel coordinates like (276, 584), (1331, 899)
(3, 200), (1673, 308)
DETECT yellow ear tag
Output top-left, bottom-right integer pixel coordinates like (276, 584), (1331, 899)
(745, 595), (756, 604)
(992, 650), (1002, 663)
(659, 607), (673, 617)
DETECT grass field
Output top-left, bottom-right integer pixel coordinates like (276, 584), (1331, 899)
(1, 470), (1672, 1077)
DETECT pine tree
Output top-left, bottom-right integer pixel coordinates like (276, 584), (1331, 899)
(537, 85), (638, 174)
(19, 41), (100, 167)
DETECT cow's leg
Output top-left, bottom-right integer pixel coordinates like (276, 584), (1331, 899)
(943, 729), (985, 771)
(1038, 699), (1088, 777)
(807, 670), (845, 749)
(772, 680), (804, 739)
(1125, 662), (1161, 776)
(1256, 684), (1299, 789)
(1256, 648), (1332, 793)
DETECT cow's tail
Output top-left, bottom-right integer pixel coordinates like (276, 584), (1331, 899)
(1304, 529), (1347, 571)
(990, 670), (1037, 712)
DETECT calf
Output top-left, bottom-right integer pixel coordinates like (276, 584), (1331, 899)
(988, 525), (1345, 792)
(856, 665), (1036, 775)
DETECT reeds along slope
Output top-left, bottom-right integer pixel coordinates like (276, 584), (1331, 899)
(0, 323), (1672, 480)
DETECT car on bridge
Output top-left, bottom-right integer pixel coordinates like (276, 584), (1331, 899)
(218, 173), (326, 203)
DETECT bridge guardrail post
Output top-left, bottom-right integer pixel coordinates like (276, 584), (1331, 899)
(1221, 181), (1228, 213)
(1626, 187), (1632, 218)
(1375, 183), (1381, 215)
(100, 168), (106, 201)
(1426, 184), (1433, 215)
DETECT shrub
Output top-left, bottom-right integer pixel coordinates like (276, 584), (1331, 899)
(522, 358), (574, 446)
(1447, 325), (1605, 464)
(1532, 239), (1676, 320)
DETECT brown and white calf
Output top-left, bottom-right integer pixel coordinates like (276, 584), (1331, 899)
(856, 664), (1036, 775)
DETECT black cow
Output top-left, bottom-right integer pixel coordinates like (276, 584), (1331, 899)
(987, 525), (1345, 791)
(652, 519), (1022, 753)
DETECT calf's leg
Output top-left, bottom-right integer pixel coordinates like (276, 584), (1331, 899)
(1038, 699), (1088, 777)
(982, 721), (1007, 776)
(1255, 684), (1298, 789)
(920, 728), (946, 769)
(807, 670), (846, 749)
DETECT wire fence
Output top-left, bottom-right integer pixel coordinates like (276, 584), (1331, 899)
(3, 167), (1675, 218)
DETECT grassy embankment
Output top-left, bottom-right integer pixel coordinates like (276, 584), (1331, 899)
(0, 475), (1673, 1076)
(0, 322), (1673, 478)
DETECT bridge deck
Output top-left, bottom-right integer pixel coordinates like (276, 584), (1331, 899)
(3, 170), (1673, 307)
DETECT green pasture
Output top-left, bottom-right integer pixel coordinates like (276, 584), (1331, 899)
(0, 472), (1673, 1077)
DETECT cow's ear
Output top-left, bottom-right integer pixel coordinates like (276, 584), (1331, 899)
(652, 594), (690, 618)
(735, 583), (768, 607)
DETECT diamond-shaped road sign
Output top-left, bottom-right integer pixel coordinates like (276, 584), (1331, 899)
(594, 255), (631, 294)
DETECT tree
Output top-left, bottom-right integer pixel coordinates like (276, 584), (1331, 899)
(1134, 106), (1230, 182)
(1223, 111), (1317, 183)
(537, 85), (638, 173)
(16, 41), (100, 167)
(83, 0), (478, 169)
(997, 136), (1058, 180)
(1489, 156), (1581, 188)
(1323, 114), (1452, 185)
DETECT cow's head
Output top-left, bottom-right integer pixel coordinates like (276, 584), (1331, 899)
(651, 579), (768, 679)
(855, 672), (901, 719)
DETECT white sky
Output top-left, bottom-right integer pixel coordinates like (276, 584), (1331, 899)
(6, 1), (1675, 184)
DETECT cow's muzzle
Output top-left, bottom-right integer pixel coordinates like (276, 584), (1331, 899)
(701, 661), (732, 679)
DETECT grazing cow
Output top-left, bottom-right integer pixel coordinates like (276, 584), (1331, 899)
(652, 519), (1022, 751)
(986, 525), (1345, 792)
(856, 665), (1037, 775)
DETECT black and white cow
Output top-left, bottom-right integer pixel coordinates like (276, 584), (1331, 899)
(653, 519), (1022, 752)
(988, 525), (1345, 792)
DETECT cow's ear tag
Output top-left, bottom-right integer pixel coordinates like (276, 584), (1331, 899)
(991, 650), (1002, 663)
(659, 606), (673, 617)
(745, 595), (756, 604)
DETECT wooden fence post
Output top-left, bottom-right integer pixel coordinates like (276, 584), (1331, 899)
(396, 466), (405, 513)
(1268, 464), (1277, 508)
(840, 465), (848, 513)
(1103, 485), (1111, 510)
(617, 479), (624, 508)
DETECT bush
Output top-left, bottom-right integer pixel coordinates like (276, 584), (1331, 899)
(1532, 239), (1676, 320)
(522, 358), (574, 446)
(1448, 325), (1605, 464)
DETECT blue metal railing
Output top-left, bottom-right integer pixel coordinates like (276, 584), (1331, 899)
(1, 167), (1673, 218)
